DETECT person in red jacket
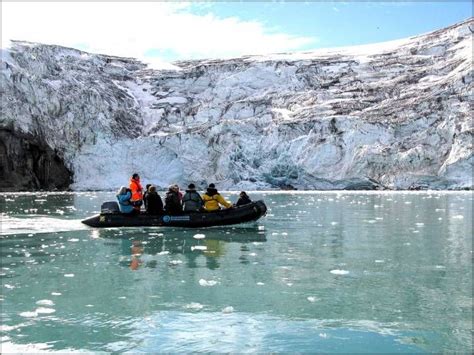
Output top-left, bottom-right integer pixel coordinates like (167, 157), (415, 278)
(129, 173), (143, 211)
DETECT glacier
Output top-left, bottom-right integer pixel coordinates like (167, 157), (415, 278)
(0, 18), (472, 191)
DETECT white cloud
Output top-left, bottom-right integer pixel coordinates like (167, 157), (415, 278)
(1, 2), (316, 62)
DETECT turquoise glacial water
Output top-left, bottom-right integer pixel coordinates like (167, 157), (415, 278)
(0, 191), (472, 352)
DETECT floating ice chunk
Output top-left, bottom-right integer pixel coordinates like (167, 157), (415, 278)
(281, 232), (288, 236)
(185, 302), (204, 310)
(330, 269), (349, 275)
(452, 215), (464, 219)
(0, 325), (20, 332)
(35, 307), (55, 314)
(85, 304), (94, 307)
(158, 251), (170, 255)
(222, 306), (234, 313)
(4, 284), (15, 289)
(149, 233), (164, 237)
(118, 296), (127, 299)
(415, 223), (425, 227)
(256, 282), (265, 286)
(191, 246), (207, 251)
(19, 311), (37, 318)
(68, 238), (79, 242)
(330, 222), (338, 226)
(51, 292), (62, 296)
(258, 226), (265, 231)
(36, 300), (54, 306)
(319, 333), (328, 338)
(193, 234), (206, 239)
(307, 296), (318, 303)
(169, 260), (183, 265)
(199, 279), (218, 287)
(64, 274), (74, 277)
(375, 260), (385, 263)
(404, 201), (412, 205)
(435, 265), (446, 269)
(365, 220), (376, 224)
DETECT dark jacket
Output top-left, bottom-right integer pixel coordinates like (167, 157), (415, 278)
(164, 191), (182, 215)
(236, 195), (252, 206)
(145, 191), (163, 215)
(183, 190), (203, 212)
(143, 191), (149, 209)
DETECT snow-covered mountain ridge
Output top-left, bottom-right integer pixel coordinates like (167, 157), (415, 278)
(1, 18), (472, 190)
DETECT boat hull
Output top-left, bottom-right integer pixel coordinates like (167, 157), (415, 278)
(82, 200), (267, 228)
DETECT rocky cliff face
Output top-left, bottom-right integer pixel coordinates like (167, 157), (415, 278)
(1, 19), (472, 190)
(0, 129), (72, 191)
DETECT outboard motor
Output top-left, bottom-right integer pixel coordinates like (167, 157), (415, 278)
(101, 201), (120, 214)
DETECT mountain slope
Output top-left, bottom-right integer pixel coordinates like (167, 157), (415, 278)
(1, 19), (472, 190)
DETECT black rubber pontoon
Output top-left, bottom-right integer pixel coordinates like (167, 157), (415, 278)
(82, 200), (267, 228)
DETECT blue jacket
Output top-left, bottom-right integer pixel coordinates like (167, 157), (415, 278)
(117, 191), (134, 214)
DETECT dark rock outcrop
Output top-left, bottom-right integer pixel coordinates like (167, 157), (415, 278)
(0, 129), (72, 191)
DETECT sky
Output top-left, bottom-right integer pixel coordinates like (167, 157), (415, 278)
(1, 1), (472, 65)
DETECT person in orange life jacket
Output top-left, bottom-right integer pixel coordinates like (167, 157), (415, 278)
(129, 173), (143, 210)
(202, 183), (232, 211)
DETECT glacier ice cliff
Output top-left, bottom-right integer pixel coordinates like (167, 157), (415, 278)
(1, 19), (472, 191)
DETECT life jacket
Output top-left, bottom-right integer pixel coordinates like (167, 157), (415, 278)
(202, 189), (231, 211)
(129, 178), (143, 201)
(183, 190), (203, 211)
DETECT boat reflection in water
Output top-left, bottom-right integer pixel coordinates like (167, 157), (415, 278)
(94, 227), (267, 270)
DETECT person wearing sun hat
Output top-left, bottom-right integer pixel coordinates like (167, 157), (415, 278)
(202, 183), (232, 211)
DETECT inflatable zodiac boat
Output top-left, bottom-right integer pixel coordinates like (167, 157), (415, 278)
(82, 200), (267, 228)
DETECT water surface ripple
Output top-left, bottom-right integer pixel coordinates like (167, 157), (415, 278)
(0, 192), (472, 352)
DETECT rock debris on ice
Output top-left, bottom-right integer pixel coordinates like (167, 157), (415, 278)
(1, 19), (472, 190)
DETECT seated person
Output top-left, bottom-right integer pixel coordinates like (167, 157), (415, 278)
(116, 186), (135, 214)
(164, 184), (182, 214)
(183, 183), (204, 212)
(144, 185), (163, 215)
(236, 191), (252, 206)
(143, 183), (152, 209)
(202, 183), (232, 212)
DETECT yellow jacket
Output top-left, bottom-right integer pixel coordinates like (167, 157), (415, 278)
(202, 193), (232, 211)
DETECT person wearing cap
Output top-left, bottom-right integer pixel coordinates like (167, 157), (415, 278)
(182, 183), (204, 212)
(202, 183), (232, 212)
